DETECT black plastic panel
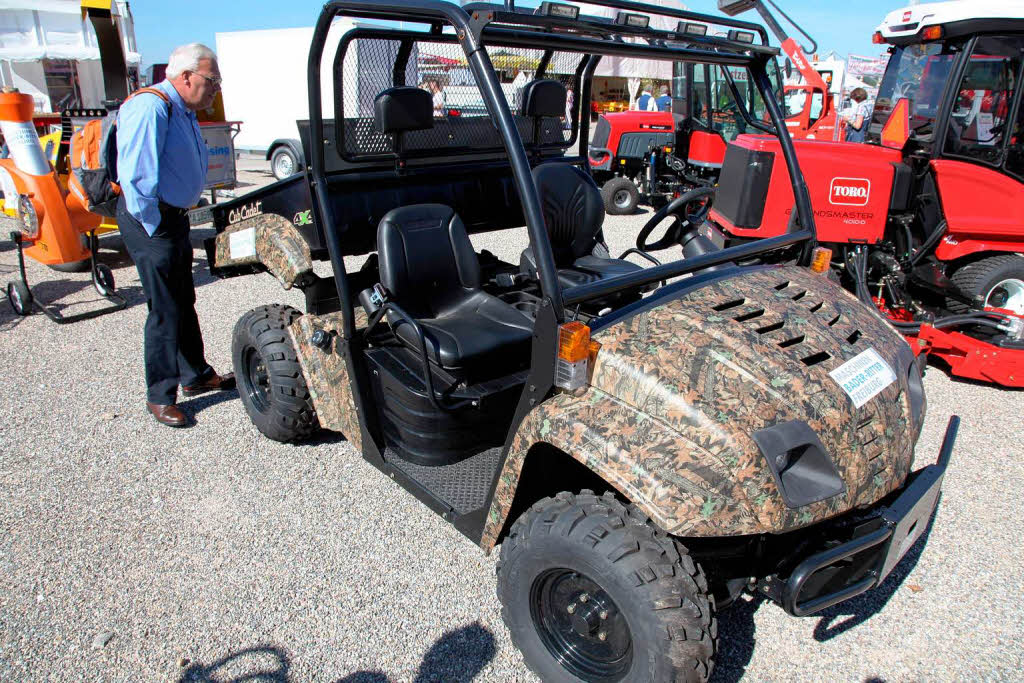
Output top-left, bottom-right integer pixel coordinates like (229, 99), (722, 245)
(714, 144), (774, 228)
(616, 131), (675, 159)
(365, 346), (524, 467)
(751, 420), (845, 509)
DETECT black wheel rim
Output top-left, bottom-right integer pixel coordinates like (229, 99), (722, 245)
(242, 347), (271, 413)
(530, 568), (632, 681)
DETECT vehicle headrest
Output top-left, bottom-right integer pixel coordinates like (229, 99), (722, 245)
(374, 87), (433, 134)
(520, 79), (566, 118)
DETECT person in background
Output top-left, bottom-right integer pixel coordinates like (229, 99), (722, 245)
(426, 78), (446, 116)
(116, 43), (235, 428)
(564, 86), (575, 130)
(654, 84), (671, 112)
(635, 85), (655, 112)
(844, 87), (872, 143)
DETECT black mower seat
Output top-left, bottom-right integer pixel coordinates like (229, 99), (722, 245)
(378, 203), (533, 373)
(520, 162), (643, 293)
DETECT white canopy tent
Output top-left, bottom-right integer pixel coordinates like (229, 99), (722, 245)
(582, 0), (683, 106)
(0, 0), (140, 111)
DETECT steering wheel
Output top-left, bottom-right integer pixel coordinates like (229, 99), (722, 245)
(636, 187), (716, 252)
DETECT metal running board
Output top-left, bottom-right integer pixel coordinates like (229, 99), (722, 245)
(383, 446), (503, 516)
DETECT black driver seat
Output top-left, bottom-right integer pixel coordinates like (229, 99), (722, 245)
(519, 162), (644, 292)
(371, 86), (532, 378)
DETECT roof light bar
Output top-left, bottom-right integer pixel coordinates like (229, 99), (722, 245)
(677, 21), (708, 36)
(537, 2), (579, 20)
(615, 12), (650, 28)
(717, 0), (758, 17)
(727, 29), (755, 44)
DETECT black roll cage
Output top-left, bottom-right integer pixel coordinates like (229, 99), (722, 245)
(307, 0), (817, 339)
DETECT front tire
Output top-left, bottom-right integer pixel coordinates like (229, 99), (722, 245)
(496, 491), (716, 683)
(232, 304), (319, 442)
(601, 177), (640, 216)
(948, 254), (1024, 315)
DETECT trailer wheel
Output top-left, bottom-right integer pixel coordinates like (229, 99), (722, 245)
(948, 254), (1024, 316)
(497, 490), (717, 683)
(601, 177), (639, 215)
(7, 280), (32, 316)
(92, 264), (116, 297)
(270, 145), (299, 181)
(232, 304), (319, 442)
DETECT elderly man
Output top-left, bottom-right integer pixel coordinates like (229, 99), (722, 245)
(116, 43), (234, 427)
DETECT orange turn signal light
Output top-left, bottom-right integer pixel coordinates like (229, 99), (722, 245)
(558, 321), (592, 362)
(810, 246), (832, 274)
(871, 31), (884, 45)
(921, 25), (943, 41)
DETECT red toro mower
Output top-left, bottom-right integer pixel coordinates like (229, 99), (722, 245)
(708, 1), (1024, 387)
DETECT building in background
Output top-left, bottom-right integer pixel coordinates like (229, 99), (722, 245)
(0, 0), (140, 112)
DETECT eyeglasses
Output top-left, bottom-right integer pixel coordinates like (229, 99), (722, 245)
(192, 71), (222, 87)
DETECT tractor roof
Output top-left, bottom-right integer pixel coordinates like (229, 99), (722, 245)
(877, 1), (1024, 44)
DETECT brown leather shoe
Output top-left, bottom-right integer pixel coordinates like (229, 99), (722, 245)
(146, 402), (189, 427)
(181, 371), (236, 398)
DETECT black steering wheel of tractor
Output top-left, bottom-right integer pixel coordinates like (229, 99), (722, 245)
(636, 187), (716, 252)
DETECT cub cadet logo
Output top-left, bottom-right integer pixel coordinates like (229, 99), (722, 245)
(228, 201), (262, 225)
(294, 210), (313, 227)
(829, 178), (870, 207)
(902, 10), (912, 22)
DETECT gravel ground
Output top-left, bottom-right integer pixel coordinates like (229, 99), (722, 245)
(1, 160), (1022, 682)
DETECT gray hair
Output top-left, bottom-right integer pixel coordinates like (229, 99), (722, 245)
(166, 43), (217, 79)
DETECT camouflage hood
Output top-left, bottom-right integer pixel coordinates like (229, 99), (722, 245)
(586, 265), (922, 533)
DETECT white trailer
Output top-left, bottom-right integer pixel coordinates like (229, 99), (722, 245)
(216, 19), (355, 181)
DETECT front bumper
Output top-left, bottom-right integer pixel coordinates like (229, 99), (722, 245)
(759, 416), (959, 617)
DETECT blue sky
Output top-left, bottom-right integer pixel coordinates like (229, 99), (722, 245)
(131, 0), (897, 71)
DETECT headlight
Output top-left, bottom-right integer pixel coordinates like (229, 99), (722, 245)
(16, 194), (39, 240)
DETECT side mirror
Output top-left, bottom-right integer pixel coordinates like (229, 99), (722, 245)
(785, 59), (793, 80)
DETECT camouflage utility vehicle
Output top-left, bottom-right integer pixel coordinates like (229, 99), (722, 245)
(207, 0), (959, 679)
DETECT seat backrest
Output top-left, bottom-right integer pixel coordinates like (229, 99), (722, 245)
(531, 162), (605, 265)
(378, 204), (481, 318)
(520, 79), (567, 118)
(374, 86), (433, 133)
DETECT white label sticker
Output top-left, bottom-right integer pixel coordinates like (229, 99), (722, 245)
(829, 348), (897, 409)
(228, 228), (256, 259)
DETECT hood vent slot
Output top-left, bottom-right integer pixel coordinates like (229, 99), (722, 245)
(713, 297), (746, 312)
(800, 351), (832, 367)
(734, 308), (766, 322)
(778, 335), (805, 348)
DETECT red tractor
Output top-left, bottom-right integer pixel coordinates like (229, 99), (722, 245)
(708, 1), (1024, 387)
(590, 0), (838, 214)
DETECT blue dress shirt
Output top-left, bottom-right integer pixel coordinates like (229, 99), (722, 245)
(117, 79), (208, 236)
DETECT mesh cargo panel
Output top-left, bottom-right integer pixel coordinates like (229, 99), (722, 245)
(335, 32), (583, 160)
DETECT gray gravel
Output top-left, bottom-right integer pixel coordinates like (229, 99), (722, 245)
(1, 160), (1022, 682)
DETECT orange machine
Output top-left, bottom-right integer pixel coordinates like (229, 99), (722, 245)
(2, 90), (125, 322)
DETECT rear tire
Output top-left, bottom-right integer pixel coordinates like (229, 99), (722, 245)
(496, 490), (717, 683)
(602, 177), (640, 215)
(232, 304), (319, 442)
(948, 254), (1024, 315)
(270, 146), (299, 181)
